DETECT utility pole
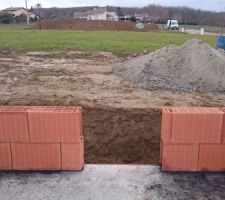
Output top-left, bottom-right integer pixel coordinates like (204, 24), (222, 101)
(25, 0), (30, 25)
(36, 3), (42, 30)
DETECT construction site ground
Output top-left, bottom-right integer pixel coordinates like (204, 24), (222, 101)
(1, 51), (225, 164)
(1, 165), (225, 200)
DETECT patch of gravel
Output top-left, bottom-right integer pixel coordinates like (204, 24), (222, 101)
(113, 39), (225, 93)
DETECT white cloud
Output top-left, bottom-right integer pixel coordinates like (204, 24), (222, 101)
(0, 0), (224, 11)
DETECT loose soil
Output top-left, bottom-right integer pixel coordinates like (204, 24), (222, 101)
(33, 19), (159, 32)
(1, 50), (225, 164)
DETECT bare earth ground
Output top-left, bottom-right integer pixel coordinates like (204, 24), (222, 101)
(1, 165), (225, 200)
(1, 51), (225, 164)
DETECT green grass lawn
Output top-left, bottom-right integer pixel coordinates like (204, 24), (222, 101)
(0, 23), (29, 30)
(0, 30), (216, 54)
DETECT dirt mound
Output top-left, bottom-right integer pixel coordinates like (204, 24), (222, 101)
(34, 19), (159, 32)
(143, 23), (160, 31)
(113, 39), (225, 93)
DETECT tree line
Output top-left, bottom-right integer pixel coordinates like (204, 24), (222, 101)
(114, 4), (225, 26)
(1, 4), (224, 27)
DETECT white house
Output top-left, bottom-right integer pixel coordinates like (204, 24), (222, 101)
(2, 7), (27, 17)
(106, 12), (119, 21)
(73, 8), (119, 21)
(2, 7), (39, 21)
(119, 15), (132, 22)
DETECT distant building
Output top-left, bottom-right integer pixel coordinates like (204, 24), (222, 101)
(73, 11), (87, 20)
(28, 12), (39, 20)
(119, 15), (132, 22)
(105, 11), (119, 21)
(2, 7), (27, 17)
(2, 7), (39, 21)
(73, 8), (119, 21)
(135, 13), (150, 22)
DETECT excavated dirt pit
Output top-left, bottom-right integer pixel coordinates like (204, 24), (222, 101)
(1, 50), (225, 164)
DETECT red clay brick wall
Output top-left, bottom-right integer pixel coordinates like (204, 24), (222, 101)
(0, 106), (83, 171)
(161, 107), (225, 172)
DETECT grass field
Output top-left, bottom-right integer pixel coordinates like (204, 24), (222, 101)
(0, 30), (216, 53)
(0, 23), (29, 30)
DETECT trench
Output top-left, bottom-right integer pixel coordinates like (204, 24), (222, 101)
(83, 106), (161, 164)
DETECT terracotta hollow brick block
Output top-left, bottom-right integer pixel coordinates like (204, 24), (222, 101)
(0, 106), (29, 142)
(220, 108), (225, 143)
(162, 144), (199, 171)
(61, 139), (84, 170)
(28, 106), (82, 142)
(0, 143), (12, 170)
(11, 143), (61, 170)
(198, 144), (225, 172)
(161, 108), (172, 144)
(159, 140), (163, 164)
(171, 107), (223, 144)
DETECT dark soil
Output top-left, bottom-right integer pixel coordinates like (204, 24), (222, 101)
(84, 106), (161, 164)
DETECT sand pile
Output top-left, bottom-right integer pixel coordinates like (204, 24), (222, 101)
(113, 39), (225, 93)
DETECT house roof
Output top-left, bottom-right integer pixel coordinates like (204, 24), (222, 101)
(73, 7), (117, 18)
(3, 7), (25, 12)
(87, 8), (107, 16)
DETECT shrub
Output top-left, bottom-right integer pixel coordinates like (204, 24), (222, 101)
(0, 12), (14, 24)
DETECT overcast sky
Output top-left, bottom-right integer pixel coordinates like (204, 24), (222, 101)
(1, 0), (225, 12)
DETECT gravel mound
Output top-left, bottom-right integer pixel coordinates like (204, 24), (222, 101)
(113, 39), (225, 93)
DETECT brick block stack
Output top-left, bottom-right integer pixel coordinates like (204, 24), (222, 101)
(0, 106), (83, 171)
(160, 107), (225, 172)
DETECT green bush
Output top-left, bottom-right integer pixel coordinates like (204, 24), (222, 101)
(0, 12), (14, 24)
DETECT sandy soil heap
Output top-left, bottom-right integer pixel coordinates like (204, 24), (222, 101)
(113, 39), (225, 93)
